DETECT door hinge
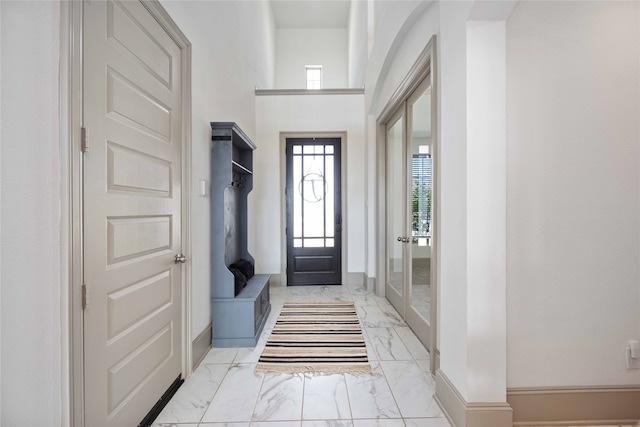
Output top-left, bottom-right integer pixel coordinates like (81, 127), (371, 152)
(82, 284), (88, 310)
(81, 127), (89, 152)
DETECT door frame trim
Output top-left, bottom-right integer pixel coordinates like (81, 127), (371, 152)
(284, 137), (343, 286)
(62, 2), (193, 425)
(280, 132), (348, 287)
(376, 36), (438, 373)
(60, 2), (83, 424)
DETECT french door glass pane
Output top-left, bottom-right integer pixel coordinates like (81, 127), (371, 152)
(387, 117), (404, 297)
(410, 86), (432, 323)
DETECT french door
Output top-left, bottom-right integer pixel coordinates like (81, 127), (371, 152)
(286, 138), (342, 285)
(385, 76), (434, 350)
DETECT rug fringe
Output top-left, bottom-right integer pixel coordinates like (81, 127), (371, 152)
(255, 364), (379, 376)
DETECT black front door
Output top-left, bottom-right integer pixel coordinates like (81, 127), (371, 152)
(286, 138), (342, 285)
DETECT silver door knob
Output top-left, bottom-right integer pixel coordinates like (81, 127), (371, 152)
(397, 237), (403, 242)
(174, 254), (187, 264)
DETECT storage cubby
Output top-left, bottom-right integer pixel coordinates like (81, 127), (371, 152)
(210, 122), (270, 347)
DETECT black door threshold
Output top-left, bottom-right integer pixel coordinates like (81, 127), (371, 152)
(138, 374), (184, 427)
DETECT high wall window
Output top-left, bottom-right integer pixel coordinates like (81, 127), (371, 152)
(306, 65), (322, 89)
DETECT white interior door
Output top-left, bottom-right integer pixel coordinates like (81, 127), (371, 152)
(83, 1), (184, 425)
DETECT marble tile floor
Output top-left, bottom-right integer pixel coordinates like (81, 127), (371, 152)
(153, 282), (449, 427)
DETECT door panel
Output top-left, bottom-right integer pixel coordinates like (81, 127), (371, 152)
(83, 1), (183, 425)
(385, 114), (405, 313)
(406, 78), (433, 349)
(286, 138), (342, 285)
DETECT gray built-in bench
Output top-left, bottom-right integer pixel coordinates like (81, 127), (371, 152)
(210, 122), (271, 347)
(211, 274), (270, 347)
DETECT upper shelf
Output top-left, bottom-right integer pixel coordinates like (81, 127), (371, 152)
(211, 122), (257, 151)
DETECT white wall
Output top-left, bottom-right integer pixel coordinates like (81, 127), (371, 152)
(0, 1), (62, 425)
(347, 0), (368, 88)
(254, 94), (366, 277)
(436, 0), (475, 401)
(367, 0), (640, 403)
(367, 0), (513, 403)
(506, 0), (640, 388)
(275, 29), (347, 89)
(365, 0), (436, 115)
(160, 0), (275, 337)
(465, 19), (507, 402)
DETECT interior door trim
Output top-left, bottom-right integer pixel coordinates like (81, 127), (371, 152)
(279, 132), (348, 287)
(62, 2), (192, 425)
(376, 36), (438, 374)
(378, 37), (435, 126)
(60, 2), (84, 424)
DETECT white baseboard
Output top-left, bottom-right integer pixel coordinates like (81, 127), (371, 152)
(191, 323), (211, 370)
(347, 272), (365, 285)
(267, 273), (283, 287)
(366, 275), (376, 292)
(435, 369), (513, 427)
(508, 386), (640, 426)
(433, 347), (440, 372)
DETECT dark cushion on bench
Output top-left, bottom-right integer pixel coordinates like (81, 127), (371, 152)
(230, 259), (254, 280)
(229, 267), (247, 296)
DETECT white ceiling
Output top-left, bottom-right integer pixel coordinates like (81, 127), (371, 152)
(270, 0), (351, 29)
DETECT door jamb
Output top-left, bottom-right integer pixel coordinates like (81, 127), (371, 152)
(280, 132), (348, 287)
(62, 2), (193, 426)
(60, 2), (84, 424)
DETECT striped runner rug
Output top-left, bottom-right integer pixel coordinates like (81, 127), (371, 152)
(256, 301), (372, 374)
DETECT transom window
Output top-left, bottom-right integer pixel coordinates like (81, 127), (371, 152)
(306, 65), (322, 89)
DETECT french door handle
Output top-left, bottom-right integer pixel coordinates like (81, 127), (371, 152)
(397, 237), (410, 243)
